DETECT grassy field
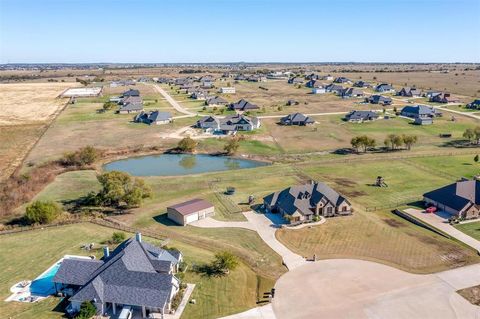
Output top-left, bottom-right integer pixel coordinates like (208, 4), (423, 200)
(0, 223), (277, 319)
(276, 209), (480, 273)
(455, 222), (480, 241)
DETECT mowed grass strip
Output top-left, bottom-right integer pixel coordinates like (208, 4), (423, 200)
(0, 223), (276, 319)
(455, 221), (480, 241)
(276, 210), (480, 274)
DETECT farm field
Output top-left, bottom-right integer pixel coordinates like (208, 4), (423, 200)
(0, 82), (75, 181)
(0, 223), (274, 319)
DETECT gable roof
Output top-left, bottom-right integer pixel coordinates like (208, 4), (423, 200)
(122, 89), (140, 97)
(168, 198), (213, 216)
(206, 96), (227, 105)
(56, 237), (181, 310)
(229, 99), (259, 110)
(119, 102), (143, 112)
(264, 182), (349, 217)
(345, 110), (378, 121)
(280, 113), (314, 124)
(424, 179), (480, 211)
(401, 105), (438, 116)
(53, 258), (104, 286)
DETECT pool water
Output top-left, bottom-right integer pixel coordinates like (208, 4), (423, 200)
(103, 154), (269, 176)
(30, 261), (62, 296)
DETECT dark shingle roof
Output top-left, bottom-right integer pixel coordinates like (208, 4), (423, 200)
(229, 99), (259, 110)
(264, 182), (349, 217)
(424, 180), (480, 211)
(345, 110), (378, 121)
(53, 258), (103, 286)
(57, 237), (181, 310)
(122, 89), (140, 97)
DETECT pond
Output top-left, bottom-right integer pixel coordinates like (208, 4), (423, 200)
(103, 154), (269, 176)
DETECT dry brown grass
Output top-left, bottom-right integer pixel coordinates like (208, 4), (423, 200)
(458, 285), (480, 306)
(0, 82), (74, 125)
(276, 210), (480, 274)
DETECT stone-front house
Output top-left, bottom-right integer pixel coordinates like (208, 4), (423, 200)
(280, 113), (314, 126)
(53, 233), (182, 318)
(263, 182), (352, 223)
(423, 179), (480, 220)
(397, 87), (422, 97)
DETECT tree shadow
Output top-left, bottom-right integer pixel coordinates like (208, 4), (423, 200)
(51, 297), (69, 318)
(440, 140), (479, 148)
(193, 264), (225, 278)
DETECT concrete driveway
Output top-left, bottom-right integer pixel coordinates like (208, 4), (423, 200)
(272, 259), (480, 319)
(190, 212), (307, 270)
(404, 208), (480, 253)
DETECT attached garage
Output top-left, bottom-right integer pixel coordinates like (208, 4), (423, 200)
(167, 198), (215, 226)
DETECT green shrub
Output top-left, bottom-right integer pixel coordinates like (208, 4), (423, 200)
(111, 232), (126, 244)
(75, 301), (96, 319)
(25, 200), (62, 225)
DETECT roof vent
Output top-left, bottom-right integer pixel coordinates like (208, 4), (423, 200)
(103, 246), (110, 259)
(136, 232), (142, 243)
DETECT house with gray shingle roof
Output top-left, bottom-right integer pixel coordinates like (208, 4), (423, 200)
(280, 113), (314, 126)
(53, 233), (182, 318)
(118, 102), (144, 114)
(424, 179), (480, 220)
(134, 111), (172, 125)
(400, 105), (441, 125)
(344, 110), (379, 122)
(375, 83), (395, 93)
(340, 87), (364, 98)
(367, 95), (392, 105)
(397, 87), (422, 97)
(229, 99), (259, 111)
(196, 114), (260, 134)
(205, 96), (228, 106)
(324, 84), (344, 94)
(333, 77), (351, 84)
(263, 181), (352, 223)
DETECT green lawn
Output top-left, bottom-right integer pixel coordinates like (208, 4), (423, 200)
(455, 221), (480, 241)
(0, 223), (278, 319)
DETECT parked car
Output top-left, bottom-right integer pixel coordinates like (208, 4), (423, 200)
(425, 206), (437, 214)
(119, 306), (133, 319)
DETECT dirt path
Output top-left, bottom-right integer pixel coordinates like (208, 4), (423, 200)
(149, 83), (196, 117)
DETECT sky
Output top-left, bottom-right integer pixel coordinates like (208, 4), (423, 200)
(0, 0), (479, 64)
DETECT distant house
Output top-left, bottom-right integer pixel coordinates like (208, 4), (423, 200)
(320, 75), (334, 81)
(201, 79), (214, 89)
(220, 87), (236, 94)
(280, 113), (315, 126)
(122, 89), (140, 97)
(288, 77), (304, 84)
(423, 179), (480, 220)
(340, 87), (364, 98)
(400, 105), (441, 125)
(134, 111), (172, 125)
(424, 90), (442, 99)
(167, 198), (215, 226)
(286, 99), (299, 106)
(191, 90), (208, 100)
(344, 110), (379, 122)
(234, 75), (247, 81)
(430, 92), (459, 103)
(333, 77), (351, 84)
(367, 95), (392, 105)
(196, 114), (260, 134)
(206, 96), (228, 106)
(353, 81), (371, 88)
(397, 87), (422, 97)
(305, 73), (319, 80)
(118, 102), (143, 114)
(120, 95), (143, 105)
(312, 87), (326, 94)
(263, 181), (352, 223)
(247, 75), (267, 82)
(229, 99), (259, 111)
(324, 84), (344, 94)
(53, 233), (182, 318)
(466, 99), (480, 109)
(375, 83), (395, 93)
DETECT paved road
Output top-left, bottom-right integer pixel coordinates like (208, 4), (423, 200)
(219, 304), (275, 319)
(150, 84), (196, 116)
(272, 259), (480, 319)
(436, 106), (480, 120)
(190, 212), (307, 270)
(404, 208), (480, 253)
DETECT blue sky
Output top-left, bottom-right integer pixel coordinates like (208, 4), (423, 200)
(0, 0), (479, 63)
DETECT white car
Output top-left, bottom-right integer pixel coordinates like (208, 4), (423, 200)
(119, 306), (132, 319)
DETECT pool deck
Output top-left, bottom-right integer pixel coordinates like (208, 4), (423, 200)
(5, 255), (92, 303)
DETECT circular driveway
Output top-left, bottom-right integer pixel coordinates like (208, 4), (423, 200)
(272, 259), (480, 319)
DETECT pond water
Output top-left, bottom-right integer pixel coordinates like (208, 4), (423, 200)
(103, 154), (269, 176)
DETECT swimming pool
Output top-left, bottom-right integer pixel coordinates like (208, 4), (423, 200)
(29, 261), (62, 296)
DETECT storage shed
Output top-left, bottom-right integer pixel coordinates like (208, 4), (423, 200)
(167, 198), (215, 226)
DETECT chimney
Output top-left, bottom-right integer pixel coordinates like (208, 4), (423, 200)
(136, 232), (142, 243)
(103, 246), (110, 259)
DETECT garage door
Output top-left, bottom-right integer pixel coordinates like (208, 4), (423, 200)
(185, 213), (199, 224)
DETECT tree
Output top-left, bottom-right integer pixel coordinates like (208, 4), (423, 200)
(351, 135), (376, 153)
(61, 146), (99, 166)
(224, 137), (241, 155)
(177, 137), (198, 153)
(475, 155), (479, 163)
(213, 251), (239, 274)
(402, 134), (418, 150)
(111, 232), (126, 244)
(463, 128), (475, 143)
(102, 101), (117, 111)
(25, 200), (62, 225)
(75, 301), (96, 319)
(96, 171), (152, 208)
(384, 134), (403, 151)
